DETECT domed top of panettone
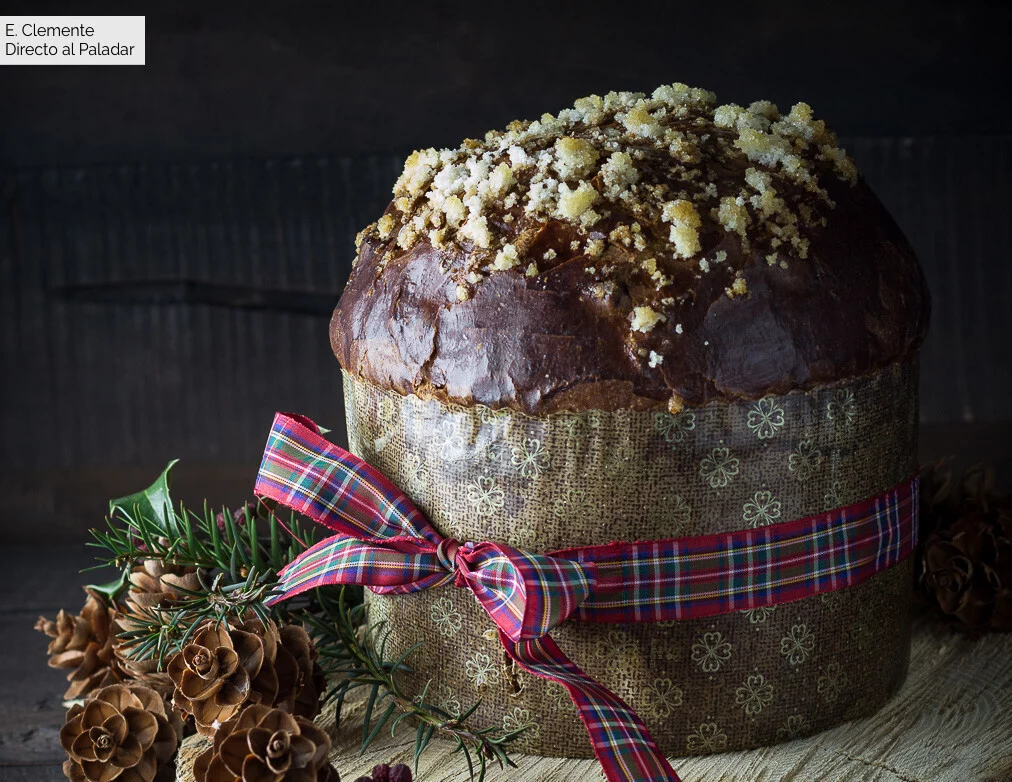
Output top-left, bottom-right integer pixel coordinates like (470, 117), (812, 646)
(332, 83), (930, 414)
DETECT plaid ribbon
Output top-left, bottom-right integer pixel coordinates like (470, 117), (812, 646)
(255, 412), (919, 782)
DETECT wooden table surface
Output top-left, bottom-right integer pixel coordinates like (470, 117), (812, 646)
(5, 543), (1012, 782)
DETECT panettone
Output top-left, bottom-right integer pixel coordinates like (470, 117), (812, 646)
(333, 85), (928, 414)
(329, 84), (930, 757)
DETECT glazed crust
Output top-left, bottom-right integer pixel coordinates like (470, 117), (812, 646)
(332, 173), (929, 414)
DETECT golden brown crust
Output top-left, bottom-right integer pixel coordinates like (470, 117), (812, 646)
(331, 85), (930, 413)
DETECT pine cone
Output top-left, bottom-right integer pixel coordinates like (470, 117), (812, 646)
(275, 624), (326, 720)
(192, 704), (338, 782)
(114, 560), (202, 695)
(919, 475), (1012, 632)
(353, 764), (412, 782)
(60, 683), (182, 782)
(37, 589), (123, 700)
(167, 619), (323, 736)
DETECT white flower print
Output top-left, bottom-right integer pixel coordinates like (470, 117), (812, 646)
(607, 442), (637, 475)
(432, 420), (465, 460)
(686, 722), (728, 753)
(787, 440), (824, 482)
(466, 476), (505, 518)
(595, 629), (636, 674)
(643, 678), (683, 719)
(478, 405), (509, 432)
(485, 440), (507, 463)
(511, 524), (537, 551)
(742, 490), (782, 527)
(826, 388), (856, 425)
(400, 452), (428, 497)
(511, 438), (551, 478)
(654, 411), (697, 446)
(740, 605), (777, 624)
(700, 447), (740, 489)
(502, 707), (540, 741)
(437, 684), (461, 718)
(823, 480), (843, 511)
(819, 590), (844, 613)
(776, 714), (810, 740)
(548, 683), (577, 714)
(817, 661), (847, 703)
(664, 494), (693, 535)
(735, 673), (774, 715)
(465, 652), (499, 689)
(691, 631), (732, 672)
(558, 412), (600, 440)
(429, 597), (463, 637)
(780, 624), (815, 666)
(747, 397), (786, 440)
(552, 487), (593, 519)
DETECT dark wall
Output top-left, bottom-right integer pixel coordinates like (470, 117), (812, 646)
(2, 1), (1010, 541)
(4, 0), (1012, 165)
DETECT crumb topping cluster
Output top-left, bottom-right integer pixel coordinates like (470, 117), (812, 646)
(358, 83), (858, 349)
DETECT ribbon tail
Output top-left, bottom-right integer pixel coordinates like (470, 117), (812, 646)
(266, 534), (452, 605)
(501, 631), (681, 782)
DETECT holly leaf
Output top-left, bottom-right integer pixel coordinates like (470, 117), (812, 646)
(86, 571), (130, 602)
(109, 459), (181, 537)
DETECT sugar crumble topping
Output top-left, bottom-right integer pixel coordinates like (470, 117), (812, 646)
(360, 82), (859, 370)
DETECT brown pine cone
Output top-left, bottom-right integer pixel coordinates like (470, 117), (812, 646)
(167, 619), (323, 736)
(37, 589), (123, 701)
(60, 683), (182, 782)
(919, 487), (1012, 632)
(192, 704), (339, 782)
(275, 623), (326, 720)
(353, 764), (412, 782)
(114, 560), (202, 695)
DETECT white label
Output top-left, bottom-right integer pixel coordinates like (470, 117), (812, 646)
(0, 16), (145, 65)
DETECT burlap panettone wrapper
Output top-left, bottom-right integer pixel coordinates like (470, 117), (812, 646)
(342, 359), (919, 758)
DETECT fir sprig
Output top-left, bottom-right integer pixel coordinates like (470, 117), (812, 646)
(88, 500), (317, 584)
(302, 587), (526, 781)
(113, 566), (280, 669)
(86, 461), (527, 780)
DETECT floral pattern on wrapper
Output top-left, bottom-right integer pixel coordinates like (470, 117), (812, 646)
(344, 360), (919, 758)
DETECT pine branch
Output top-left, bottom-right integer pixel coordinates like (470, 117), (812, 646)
(87, 461), (526, 781)
(114, 567), (282, 668)
(303, 587), (527, 780)
(88, 500), (317, 580)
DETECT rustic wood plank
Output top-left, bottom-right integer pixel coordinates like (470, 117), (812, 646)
(3, 1), (1011, 168)
(5, 545), (1011, 780)
(0, 613), (80, 766)
(0, 765), (65, 782)
(0, 544), (98, 612)
(4, 422), (1009, 545)
(3, 140), (1010, 542)
(171, 612), (1012, 781)
(0, 547), (107, 777)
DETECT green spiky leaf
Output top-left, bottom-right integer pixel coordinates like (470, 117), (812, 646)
(109, 459), (181, 537)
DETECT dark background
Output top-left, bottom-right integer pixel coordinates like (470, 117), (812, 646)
(2, 0), (1011, 542)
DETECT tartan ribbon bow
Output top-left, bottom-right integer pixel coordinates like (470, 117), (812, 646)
(254, 413), (595, 641)
(255, 412), (919, 782)
(264, 505), (597, 642)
